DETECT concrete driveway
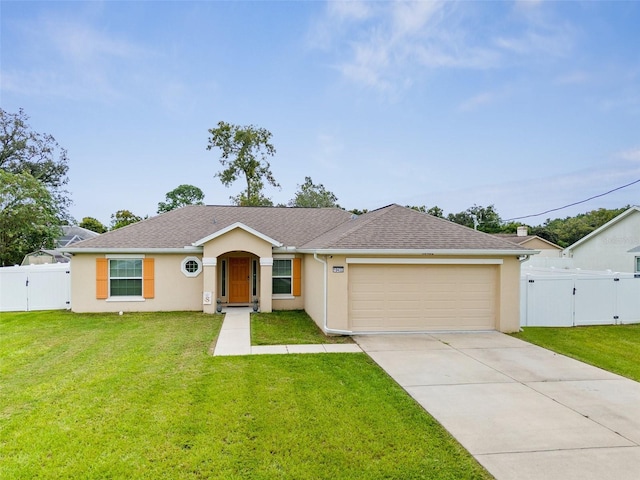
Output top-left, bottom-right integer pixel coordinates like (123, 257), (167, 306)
(354, 332), (640, 480)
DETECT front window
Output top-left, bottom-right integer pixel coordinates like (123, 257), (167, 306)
(181, 256), (202, 277)
(636, 257), (640, 273)
(272, 259), (292, 295)
(109, 259), (142, 296)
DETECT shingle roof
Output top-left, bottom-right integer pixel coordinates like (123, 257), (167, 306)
(301, 204), (528, 251)
(67, 204), (530, 253)
(69, 205), (353, 249)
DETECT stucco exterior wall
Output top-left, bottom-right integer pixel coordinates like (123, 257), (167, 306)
(272, 296), (304, 310)
(496, 256), (522, 333)
(302, 254), (328, 331)
(70, 253), (203, 313)
(523, 238), (562, 257)
(321, 254), (523, 334)
(201, 228), (276, 312)
(569, 212), (640, 273)
(325, 255), (350, 332)
(202, 228), (273, 259)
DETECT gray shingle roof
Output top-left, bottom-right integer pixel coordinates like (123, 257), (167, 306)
(67, 204), (530, 253)
(69, 205), (353, 249)
(301, 204), (528, 251)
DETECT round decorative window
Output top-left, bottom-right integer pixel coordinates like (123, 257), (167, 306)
(181, 257), (202, 277)
(185, 260), (199, 273)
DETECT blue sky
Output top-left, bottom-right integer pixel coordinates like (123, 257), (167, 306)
(2, 0), (639, 226)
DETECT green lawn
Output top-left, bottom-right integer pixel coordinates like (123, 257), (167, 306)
(1, 310), (490, 480)
(250, 310), (353, 345)
(512, 324), (640, 382)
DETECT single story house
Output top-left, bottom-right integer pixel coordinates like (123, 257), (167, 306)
(563, 206), (640, 273)
(494, 226), (563, 258)
(62, 204), (537, 334)
(494, 226), (565, 268)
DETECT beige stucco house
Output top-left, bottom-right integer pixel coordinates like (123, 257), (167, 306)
(494, 226), (563, 258)
(62, 204), (536, 333)
(563, 206), (640, 273)
(494, 226), (564, 268)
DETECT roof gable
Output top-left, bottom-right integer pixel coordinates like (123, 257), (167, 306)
(193, 222), (282, 247)
(565, 206), (640, 252)
(493, 234), (562, 250)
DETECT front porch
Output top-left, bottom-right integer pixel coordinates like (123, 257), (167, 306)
(202, 252), (273, 314)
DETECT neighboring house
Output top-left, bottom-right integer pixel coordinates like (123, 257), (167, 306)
(494, 226), (566, 268)
(61, 204), (536, 333)
(563, 206), (640, 273)
(22, 226), (100, 265)
(494, 226), (563, 258)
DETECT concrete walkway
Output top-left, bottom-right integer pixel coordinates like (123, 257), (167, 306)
(212, 307), (362, 356)
(354, 332), (640, 480)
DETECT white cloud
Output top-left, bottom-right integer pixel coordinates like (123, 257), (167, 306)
(618, 148), (640, 163)
(327, 0), (372, 21)
(4, 14), (154, 102)
(312, 0), (577, 93)
(391, 1), (444, 38)
(494, 29), (573, 58)
(458, 91), (499, 112)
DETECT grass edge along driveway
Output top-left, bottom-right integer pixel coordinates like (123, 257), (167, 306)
(1, 311), (491, 480)
(512, 323), (640, 382)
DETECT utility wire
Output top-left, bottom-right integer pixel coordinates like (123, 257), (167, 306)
(504, 178), (640, 222)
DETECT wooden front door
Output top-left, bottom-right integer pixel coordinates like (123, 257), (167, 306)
(229, 257), (250, 303)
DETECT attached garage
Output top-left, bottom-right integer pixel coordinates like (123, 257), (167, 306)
(348, 261), (499, 332)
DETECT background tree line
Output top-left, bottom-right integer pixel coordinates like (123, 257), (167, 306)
(0, 112), (631, 265)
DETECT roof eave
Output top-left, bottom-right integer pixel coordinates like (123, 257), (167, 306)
(60, 246), (203, 254)
(296, 248), (540, 256)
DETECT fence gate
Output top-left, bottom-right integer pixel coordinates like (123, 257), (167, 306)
(521, 271), (640, 327)
(0, 264), (71, 312)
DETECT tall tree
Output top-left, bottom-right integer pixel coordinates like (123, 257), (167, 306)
(157, 184), (205, 213)
(289, 177), (339, 208)
(79, 216), (107, 234)
(447, 204), (502, 233)
(0, 171), (61, 266)
(0, 108), (72, 221)
(206, 121), (280, 206)
(110, 210), (143, 230)
(541, 207), (629, 247)
(405, 205), (444, 217)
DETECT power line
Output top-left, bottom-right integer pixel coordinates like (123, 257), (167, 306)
(504, 178), (640, 222)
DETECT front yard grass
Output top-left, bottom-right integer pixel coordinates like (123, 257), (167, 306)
(250, 310), (353, 345)
(512, 324), (640, 382)
(1, 310), (490, 480)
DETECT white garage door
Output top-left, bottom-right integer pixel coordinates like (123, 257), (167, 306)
(349, 264), (497, 331)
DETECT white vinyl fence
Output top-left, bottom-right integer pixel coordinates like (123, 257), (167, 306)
(520, 268), (640, 327)
(0, 263), (71, 312)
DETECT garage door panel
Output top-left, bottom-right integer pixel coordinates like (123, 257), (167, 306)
(349, 264), (497, 331)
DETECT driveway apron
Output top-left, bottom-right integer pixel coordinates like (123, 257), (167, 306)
(354, 332), (640, 480)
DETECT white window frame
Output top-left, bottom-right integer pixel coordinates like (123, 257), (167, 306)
(181, 256), (202, 278)
(636, 256), (640, 273)
(272, 255), (294, 298)
(105, 254), (145, 302)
